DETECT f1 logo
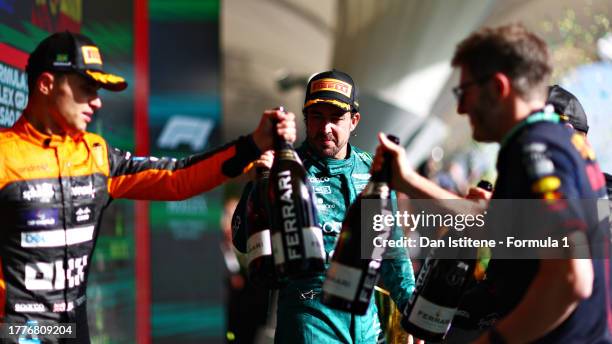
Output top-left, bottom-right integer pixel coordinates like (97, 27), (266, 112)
(157, 115), (214, 151)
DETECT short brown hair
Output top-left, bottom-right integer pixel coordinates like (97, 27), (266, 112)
(451, 23), (552, 99)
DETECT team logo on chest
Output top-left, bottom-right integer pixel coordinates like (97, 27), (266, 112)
(71, 181), (95, 199)
(21, 183), (55, 202)
(24, 209), (59, 227)
(73, 205), (94, 224)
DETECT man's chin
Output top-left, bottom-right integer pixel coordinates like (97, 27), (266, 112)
(472, 131), (495, 143)
(314, 145), (339, 158)
(472, 132), (484, 142)
(68, 125), (88, 136)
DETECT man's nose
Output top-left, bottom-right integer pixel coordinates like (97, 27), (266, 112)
(322, 121), (334, 132)
(90, 96), (102, 110)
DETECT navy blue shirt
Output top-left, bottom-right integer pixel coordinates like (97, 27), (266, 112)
(486, 111), (610, 343)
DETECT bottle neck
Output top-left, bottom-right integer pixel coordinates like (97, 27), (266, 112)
(256, 166), (270, 181)
(273, 126), (294, 151)
(271, 116), (294, 151)
(274, 138), (294, 151)
(363, 182), (390, 198)
(370, 153), (392, 183)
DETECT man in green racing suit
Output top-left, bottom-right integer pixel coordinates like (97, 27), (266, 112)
(232, 70), (415, 343)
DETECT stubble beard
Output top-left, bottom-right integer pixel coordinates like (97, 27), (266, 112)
(471, 90), (499, 143)
(308, 134), (347, 159)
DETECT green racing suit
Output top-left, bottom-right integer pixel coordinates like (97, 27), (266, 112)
(232, 142), (415, 343)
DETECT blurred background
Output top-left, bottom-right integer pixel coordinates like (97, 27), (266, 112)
(0, 0), (610, 343)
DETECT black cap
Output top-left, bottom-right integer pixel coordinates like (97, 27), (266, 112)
(26, 31), (127, 92)
(303, 70), (359, 113)
(547, 85), (588, 133)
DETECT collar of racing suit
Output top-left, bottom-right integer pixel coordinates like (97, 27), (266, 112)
(11, 115), (85, 147)
(300, 141), (362, 205)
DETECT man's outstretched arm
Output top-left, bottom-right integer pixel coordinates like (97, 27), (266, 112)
(107, 109), (294, 200)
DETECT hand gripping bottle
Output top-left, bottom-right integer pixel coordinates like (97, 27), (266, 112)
(268, 107), (325, 279)
(246, 165), (279, 288)
(322, 135), (399, 315)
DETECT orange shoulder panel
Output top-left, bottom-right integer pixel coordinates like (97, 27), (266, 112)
(82, 132), (111, 177)
(0, 128), (59, 190)
(0, 130), (112, 190)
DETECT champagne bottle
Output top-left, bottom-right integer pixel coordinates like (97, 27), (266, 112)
(400, 179), (488, 340)
(268, 107), (325, 279)
(400, 252), (475, 341)
(246, 166), (280, 288)
(321, 135), (399, 315)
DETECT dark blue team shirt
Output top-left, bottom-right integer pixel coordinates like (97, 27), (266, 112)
(484, 112), (611, 343)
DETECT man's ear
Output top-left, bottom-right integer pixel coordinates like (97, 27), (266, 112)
(37, 72), (55, 95)
(491, 72), (511, 99)
(350, 112), (361, 132)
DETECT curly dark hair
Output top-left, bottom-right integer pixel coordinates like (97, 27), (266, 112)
(451, 23), (552, 100)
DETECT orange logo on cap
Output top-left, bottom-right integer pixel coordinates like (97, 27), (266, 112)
(81, 46), (102, 65)
(310, 78), (352, 98)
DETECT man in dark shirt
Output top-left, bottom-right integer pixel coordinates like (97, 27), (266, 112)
(373, 24), (611, 343)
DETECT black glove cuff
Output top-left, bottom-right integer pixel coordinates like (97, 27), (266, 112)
(221, 135), (262, 177)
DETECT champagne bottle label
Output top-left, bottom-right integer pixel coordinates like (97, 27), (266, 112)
(272, 232), (285, 265)
(247, 229), (272, 265)
(303, 226), (325, 259)
(323, 262), (362, 300)
(358, 259), (381, 303)
(407, 296), (457, 334)
(277, 170), (304, 261)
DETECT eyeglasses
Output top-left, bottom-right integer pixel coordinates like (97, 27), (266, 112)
(452, 76), (491, 101)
